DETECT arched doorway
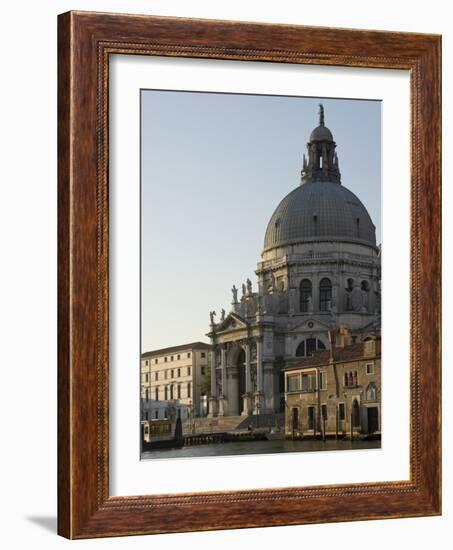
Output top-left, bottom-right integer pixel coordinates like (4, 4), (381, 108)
(352, 398), (360, 428)
(367, 407), (379, 434)
(237, 349), (246, 415)
(291, 408), (299, 433)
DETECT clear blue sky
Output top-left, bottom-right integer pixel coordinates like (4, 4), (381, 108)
(141, 91), (381, 352)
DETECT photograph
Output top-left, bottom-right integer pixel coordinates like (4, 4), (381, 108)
(139, 91), (382, 459)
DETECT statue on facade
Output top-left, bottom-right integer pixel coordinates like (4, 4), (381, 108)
(350, 285), (363, 312)
(345, 291), (352, 311)
(231, 284), (238, 303)
(257, 294), (264, 315)
(250, 364), (257, 393)
(361, 286), (369, 312)
(209, 310), (216, 325)
(319, 103), (325, 125)
(269, 272), (276, 293)
(215, 368), (222, 396)
(220, 308), (226, 321)
(246, 277), (253, 296)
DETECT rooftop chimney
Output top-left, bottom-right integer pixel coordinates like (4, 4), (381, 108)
(328, 329), (337, 361)
(339, 324), (351, 348)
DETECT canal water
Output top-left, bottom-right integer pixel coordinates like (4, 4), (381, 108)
(142, 438), (381, 460)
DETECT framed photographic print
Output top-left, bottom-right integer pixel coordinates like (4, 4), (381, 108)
(58, 11), (441, 538)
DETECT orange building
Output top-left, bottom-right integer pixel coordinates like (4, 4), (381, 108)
(283, 335), (381, 439)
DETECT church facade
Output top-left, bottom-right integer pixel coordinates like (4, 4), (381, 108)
(206, 105), (381, 417)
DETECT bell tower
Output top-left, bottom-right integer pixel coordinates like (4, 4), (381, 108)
(301, 104), (341, 185)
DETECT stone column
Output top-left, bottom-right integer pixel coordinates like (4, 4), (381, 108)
(221, 345), (227, 393)
(288, 287), (296, 316)
(312, 275), (319, 313)
(245, 341), (251, 392)
(242, 340), (253, 416)
(218, 345), (228, 416)
(208, 346), (218, 417)
(256, 340), (263, 393)
(332, 279), (339, 312)
(210, 347), (217, 395)
(263, 362), (276, 413)
(254, 339), (264, 415)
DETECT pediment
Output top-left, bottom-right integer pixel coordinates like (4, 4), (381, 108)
(215, 312), (248, 333)
(290, 317), (332, 333)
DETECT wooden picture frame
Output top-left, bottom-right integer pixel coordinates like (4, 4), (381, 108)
(58, 11), (441, 539)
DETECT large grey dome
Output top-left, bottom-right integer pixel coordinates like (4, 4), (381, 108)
(263, 181), (376, 252)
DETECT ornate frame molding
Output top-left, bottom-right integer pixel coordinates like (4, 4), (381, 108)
(58, 11), (441, 538)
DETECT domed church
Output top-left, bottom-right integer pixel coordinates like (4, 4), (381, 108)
(206, 105), (381, 418)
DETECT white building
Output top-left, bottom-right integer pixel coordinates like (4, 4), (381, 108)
(141, 399), (189, 423)
(141, 341), (210, 418)
(207, 105), (381, 418)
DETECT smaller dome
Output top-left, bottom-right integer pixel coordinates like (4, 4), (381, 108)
(310, 125), (333, 142)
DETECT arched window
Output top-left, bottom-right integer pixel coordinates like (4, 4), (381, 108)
(296, 340), (305, 357)
(300, 279), (312, 312)
(361, 280), (370, 291)
(296, 338), (326, 357)
(319, 278), (332, 311)
(164, 386), (168, 400)
(366, 383), (377, 401)
(155, 386), (159, 401)
(306, 337), (317, 356)
(170, 385), (174, 400)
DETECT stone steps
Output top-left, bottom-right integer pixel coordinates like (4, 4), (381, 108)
(236, 413), (284, 430)
(183, 413), (285, 434)
(183, 416), (244, 434)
